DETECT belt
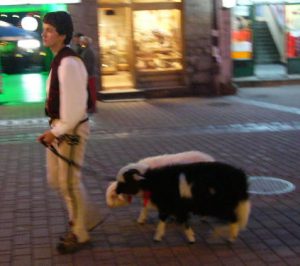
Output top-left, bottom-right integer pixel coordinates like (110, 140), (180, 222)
(49, 117), (89, 127)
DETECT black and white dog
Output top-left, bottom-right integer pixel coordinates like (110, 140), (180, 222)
(114, 161), (251, 243)
(106, 151), (215, 223)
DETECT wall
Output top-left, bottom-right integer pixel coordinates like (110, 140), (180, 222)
(265, 5), (285, 63)
(218, 5), (236, 94)
(68, 0), (100, 87)
(183, 0), (214, 95)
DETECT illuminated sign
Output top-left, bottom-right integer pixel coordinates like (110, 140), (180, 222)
(0, 0), (81, 5)
(237, 0), (300, 4)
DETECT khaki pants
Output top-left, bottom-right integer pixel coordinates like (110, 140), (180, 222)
(46, 120), (91, 242)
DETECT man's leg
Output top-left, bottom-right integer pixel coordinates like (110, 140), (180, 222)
(56, 122), (90, 253)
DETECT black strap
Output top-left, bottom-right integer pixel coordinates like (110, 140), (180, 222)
(40, 140), (81, 168)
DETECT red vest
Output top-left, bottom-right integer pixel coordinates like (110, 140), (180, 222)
(45, 46), (95, 118)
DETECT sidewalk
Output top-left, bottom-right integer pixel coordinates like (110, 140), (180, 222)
(0, 84), (300, 265)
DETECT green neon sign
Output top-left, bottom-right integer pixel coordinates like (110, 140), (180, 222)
(0, 4), (67, 13)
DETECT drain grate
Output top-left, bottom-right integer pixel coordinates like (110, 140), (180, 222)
(249, 176), (295, 195)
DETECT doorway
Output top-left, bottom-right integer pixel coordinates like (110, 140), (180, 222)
(98, 7), (135, 91)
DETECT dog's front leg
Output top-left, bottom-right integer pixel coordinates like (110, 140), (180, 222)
(154, 213), (168, 242)
(137, 205), (148, 224)
(154, 220), (166, 241)
(184, 222), (196, 244)
(228, 222), (239, 243)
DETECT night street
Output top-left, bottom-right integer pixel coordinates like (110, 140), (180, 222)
(1, 77), (300, 265)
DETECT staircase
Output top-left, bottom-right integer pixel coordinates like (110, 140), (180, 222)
(253, 21), (280, 64)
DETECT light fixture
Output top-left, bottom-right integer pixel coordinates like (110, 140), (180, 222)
(21, 16), (38, 31)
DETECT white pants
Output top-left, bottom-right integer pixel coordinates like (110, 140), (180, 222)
(46, 120), (91, 243)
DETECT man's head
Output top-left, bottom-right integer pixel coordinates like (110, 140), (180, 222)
(79, 36), (92, 48)
(43, 11), (73, 45)
(73, 32), (83, 44)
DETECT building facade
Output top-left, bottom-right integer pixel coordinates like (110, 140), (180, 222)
(0, 0), (233, 99)
(68, 0), (234, 99)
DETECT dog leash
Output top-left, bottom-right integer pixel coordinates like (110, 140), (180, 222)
(40, 139), (112, 227)
(40, 140), (82, 168)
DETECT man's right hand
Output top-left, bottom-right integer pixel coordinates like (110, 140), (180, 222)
(37, 130), (56, 146)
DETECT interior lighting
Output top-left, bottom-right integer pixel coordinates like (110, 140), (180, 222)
(21, 16), (38, 31)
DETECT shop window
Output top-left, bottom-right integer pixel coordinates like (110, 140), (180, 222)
(98, 0), (184, 90)
(133, 10), (182, 72)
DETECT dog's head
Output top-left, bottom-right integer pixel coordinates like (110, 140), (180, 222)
(115, 163), (147, 195)
(106, 181), (131, 208)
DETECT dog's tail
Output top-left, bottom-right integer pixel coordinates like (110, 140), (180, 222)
(236, 200), (251, 230)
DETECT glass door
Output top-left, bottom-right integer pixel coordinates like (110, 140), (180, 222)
(98, 7), (135, 90)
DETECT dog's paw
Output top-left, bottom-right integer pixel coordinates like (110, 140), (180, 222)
(184, 227), (196, 244)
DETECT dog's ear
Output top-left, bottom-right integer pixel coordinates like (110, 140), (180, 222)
(133, 173), (145, 181)
(124, 169), (145, 182)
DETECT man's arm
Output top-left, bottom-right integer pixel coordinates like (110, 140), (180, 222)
(51, 56), (88, 137)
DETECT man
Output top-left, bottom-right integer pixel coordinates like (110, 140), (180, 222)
(79, 35), (97, 112)
(38, 11), (101, 254)
(71, 32), (83, 54)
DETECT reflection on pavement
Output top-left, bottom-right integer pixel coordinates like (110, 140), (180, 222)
(0, 72), (47, 104)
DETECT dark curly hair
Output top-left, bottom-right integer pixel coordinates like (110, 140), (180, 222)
(43, 11), (73, 45)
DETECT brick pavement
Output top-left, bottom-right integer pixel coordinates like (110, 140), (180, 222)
(0, 85), (300, 265)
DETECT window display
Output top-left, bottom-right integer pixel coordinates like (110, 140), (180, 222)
(133, 9), (182, 72)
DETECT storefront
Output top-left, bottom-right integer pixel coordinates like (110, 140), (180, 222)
(98, 0), (185, 93)
(232, 0), (300, 77)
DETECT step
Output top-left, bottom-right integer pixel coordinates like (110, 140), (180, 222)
(255, 59), (280, 63)
(97, 89), (145, 102)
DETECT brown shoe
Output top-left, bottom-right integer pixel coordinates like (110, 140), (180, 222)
(59, 230), (74, 242)
(56, 233), (90, 254)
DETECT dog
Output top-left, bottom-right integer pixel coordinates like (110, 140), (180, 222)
(114, 161), (251, 243)
(106, 151), (215, 224)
